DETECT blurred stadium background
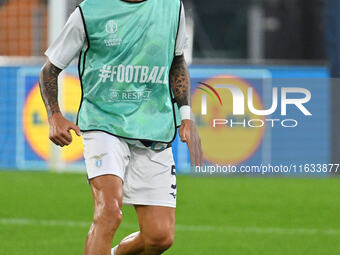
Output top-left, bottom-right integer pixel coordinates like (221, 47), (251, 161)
(1, 0), (340, 254)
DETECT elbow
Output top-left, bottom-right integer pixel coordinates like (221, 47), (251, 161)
(39, 66), (45, 87)
(40, 60), (55, 75)
(39, 62), (48, 84)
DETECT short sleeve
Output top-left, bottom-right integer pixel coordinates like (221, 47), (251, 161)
(45, 7), (86, 69)
(175, 2), (187, 56)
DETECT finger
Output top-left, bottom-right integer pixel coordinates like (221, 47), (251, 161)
(200, 149), (204, 166)
(54, 134), (69, 146)
(192, 148), (197, 167)
(188, 133), (198, 166)
(195, 139), (200, 167)
(50, 136), (64, 147)
(188, 140), (197, 166)
(179, 127), (186, 142)
(56, 136), (67, 147)
(60, 131), (72, 145)
(49, 137), (59, 146)
(69, 123), (81, 136)
(181, 134), (187, 142)
(186, 137), (194, 166)
(183, 127), (191, 143)
(199, 140), (204, 166)
(198, 142), (203, 166)
(190, 149), (194, 166)
(193, 134), (202, 167)
(57, 133), (70, 146)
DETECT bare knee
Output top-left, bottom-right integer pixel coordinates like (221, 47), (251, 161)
(144, 228), (174, 252)
(93, 201), (122, 234)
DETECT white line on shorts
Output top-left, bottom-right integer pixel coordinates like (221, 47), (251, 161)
(0, 217), (339, 236)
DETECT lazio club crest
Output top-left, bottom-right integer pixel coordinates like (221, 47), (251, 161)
(91, 153), (108, 168)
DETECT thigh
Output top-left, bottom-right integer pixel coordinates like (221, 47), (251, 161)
(90, 175), (124, 215)
(135, 205), (176, 240)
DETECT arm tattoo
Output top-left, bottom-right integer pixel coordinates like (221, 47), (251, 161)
(169, 55), (190, 107)
(39, 61), (62, 118)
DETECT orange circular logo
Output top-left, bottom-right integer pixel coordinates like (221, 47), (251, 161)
(191, 75), (265, 165)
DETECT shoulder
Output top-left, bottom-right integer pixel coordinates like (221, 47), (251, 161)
(69, 7), (83, 25)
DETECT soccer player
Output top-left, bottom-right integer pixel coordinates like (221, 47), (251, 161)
(39, 0), (203, 254)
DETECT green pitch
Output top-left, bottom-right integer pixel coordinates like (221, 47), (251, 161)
(1, 171), (340, 255)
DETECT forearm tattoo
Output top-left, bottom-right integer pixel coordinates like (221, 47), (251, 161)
(39, 62), (62, 118)
(170, 55), (190, 107)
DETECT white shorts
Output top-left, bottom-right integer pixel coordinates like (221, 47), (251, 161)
(82, 131), (177, 208)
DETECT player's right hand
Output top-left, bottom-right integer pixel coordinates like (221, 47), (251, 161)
(48, 112), (81, 147)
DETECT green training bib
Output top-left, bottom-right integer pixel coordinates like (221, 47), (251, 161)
(77, 0), (181, 143)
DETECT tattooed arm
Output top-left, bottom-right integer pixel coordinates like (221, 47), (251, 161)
(39, 60), (80, 147)
(39, 61), (62, 117)
(170, 55), (203, 166)
(169, 54), (190, 107)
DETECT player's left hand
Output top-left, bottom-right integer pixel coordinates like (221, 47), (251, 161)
(179, 119), (204, 166)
